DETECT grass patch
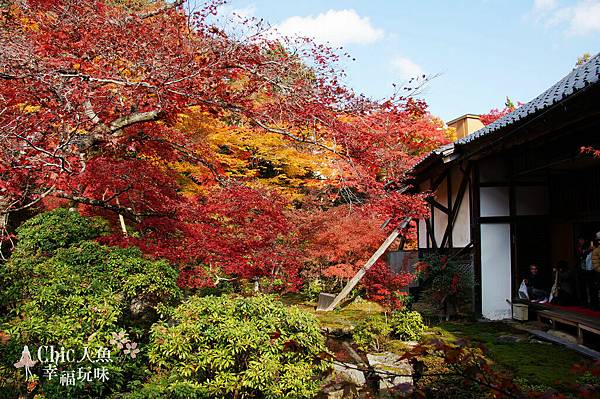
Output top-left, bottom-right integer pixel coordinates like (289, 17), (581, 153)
(431, 321), (586, 388)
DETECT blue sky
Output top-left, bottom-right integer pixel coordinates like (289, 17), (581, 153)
(198, 0), (600, 121)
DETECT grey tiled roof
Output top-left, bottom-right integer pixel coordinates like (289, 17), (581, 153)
(413, 52), (600, 173)
(456, 52), (600, 145)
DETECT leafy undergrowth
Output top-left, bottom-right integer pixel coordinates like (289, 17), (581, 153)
(429, 321), (587, 389)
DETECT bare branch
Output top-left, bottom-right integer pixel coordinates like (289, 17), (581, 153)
(110, 110), (163, 135)
(250, 117), (345, 158)
(83, 100), (103, 126)
(56, 191), (172, 223)
(1, 186), (56, 215)
(59, 72), (157, 90)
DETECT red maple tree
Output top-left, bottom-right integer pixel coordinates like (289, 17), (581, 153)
(479, 97), (523, 126)
(0, 0), (446, 294)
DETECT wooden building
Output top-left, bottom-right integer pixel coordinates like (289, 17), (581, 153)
(411, 53), (600, 320)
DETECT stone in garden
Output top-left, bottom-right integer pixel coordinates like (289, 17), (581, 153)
(366, 352), (413, 393)
(547, 329), (578, 344)
(528, 338), (550, 344)
(333, 362), (366, 386)
(325, 388), (359, 399)
(321, 325), (354, 336)
(326, 389), (344, 399)
(495, 334), (525, 344)
(130, 295), (156, 321)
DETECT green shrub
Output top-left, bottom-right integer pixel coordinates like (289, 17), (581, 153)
(12, 207), (108, 254)
(130, 294), (330, 399)
(0, 210), (181, 398)
(352, 315), (391, 352)
(390, 310), (426, 341)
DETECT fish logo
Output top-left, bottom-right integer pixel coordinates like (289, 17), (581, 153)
(14, 345), (37, 380)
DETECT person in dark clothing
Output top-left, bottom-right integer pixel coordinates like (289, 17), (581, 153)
(576, 237), (593, 306)
(551, 260), (576, 306)
(591, 236), (600, 311)
(525, 264), (549, 301)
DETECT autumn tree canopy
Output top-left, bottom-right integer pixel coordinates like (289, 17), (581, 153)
(479, 97), (522, 126)
(0, 0), (447, 296)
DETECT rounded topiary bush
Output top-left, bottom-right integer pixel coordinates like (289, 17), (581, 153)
(390, 310), (426, 341)
(133, 295), (330, 399)
(11, 207), (108, 254)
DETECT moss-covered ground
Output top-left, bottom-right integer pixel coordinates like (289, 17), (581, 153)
(429, 321), (587, 388)
(279, 293), (385, 331)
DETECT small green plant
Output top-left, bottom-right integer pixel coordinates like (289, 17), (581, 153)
(305, 278), (324, 300)
(390, 309), (426, 341)
(352, 315), (391, 352)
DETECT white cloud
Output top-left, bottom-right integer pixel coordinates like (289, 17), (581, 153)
(531, 0), (600, 35)
(559, 0), (600, 35)
(390, 56), (424, 80)
(533, 0), (557, 12)
(273, 9), (384, 46)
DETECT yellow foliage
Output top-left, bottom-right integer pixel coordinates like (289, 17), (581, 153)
(17, 103), (41, 114)
(208, 126), (335, 199)
(19, 17), (40, 32)
(172, 110), (339, 202)
(445, 126), (457, 142)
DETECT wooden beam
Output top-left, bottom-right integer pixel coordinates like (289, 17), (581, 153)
(471, 162), (482, 316)
(425, 218), (438, 249)
(321, 217), (411, 311)
(440, 164), (472, 248)
(426, 198), (449, 214)
(528, 329), (600, 359)
(447, 171), (453, 248)
(430, 171), (448, 192)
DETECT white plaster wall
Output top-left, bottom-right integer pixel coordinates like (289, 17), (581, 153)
(433, 177), (448, 245)
(418, 168), (472, 249)
(451, 167), (471, 247)
(433, 208), (448, 246)
(480, 186), (510, 217)
(480, 223), (512, 320)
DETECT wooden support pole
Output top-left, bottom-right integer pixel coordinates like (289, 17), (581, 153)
(321, 217), (411, 312)
(115, 197), (128, 237)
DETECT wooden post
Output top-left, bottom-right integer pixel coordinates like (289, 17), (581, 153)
(115, 197), (128, 237)
(320, 217), (411, 312)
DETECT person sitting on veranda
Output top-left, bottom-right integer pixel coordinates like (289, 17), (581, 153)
(524, 263), (549, 301)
